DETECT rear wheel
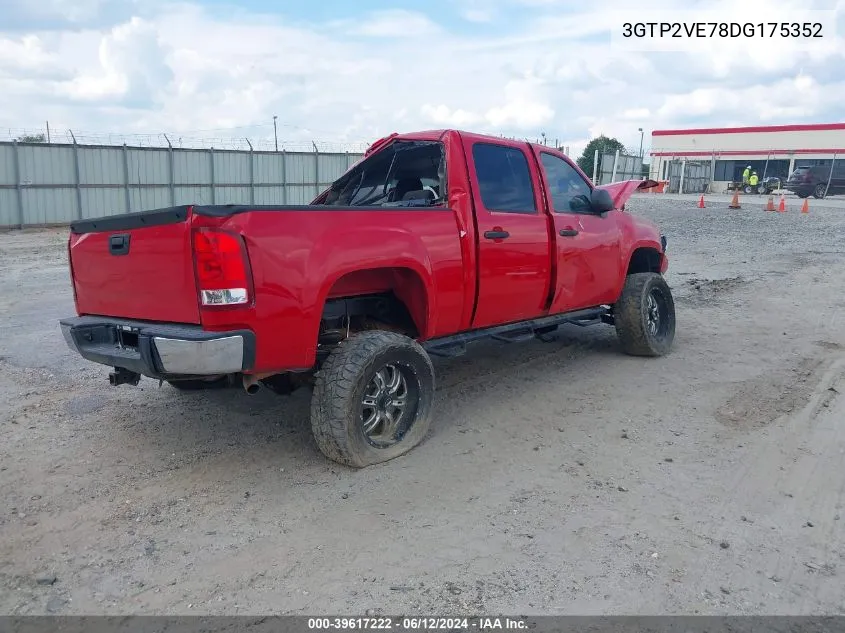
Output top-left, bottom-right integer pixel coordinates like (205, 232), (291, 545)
(310, 330), (435, 467)
(613, 272), (675, 357)
(813, 183), (827, 199)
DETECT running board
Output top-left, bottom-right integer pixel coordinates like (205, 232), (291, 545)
(423, 307), (610, 358)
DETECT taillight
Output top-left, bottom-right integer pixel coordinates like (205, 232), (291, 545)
(192, 228), (253, 307)
(67, 236), (78, 310)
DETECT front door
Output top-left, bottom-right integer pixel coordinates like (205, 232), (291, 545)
(531, 148), (623, 313)
(463, 137), (552, 329)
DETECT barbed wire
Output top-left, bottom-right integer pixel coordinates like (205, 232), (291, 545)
(4, 127), (369, 153)
(5, 126), (656, 159)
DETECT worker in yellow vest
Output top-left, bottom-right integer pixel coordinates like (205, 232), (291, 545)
(742, 165), (752, 183)
(749, 171), (759, 189)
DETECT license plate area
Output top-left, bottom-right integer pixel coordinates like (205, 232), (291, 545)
(115, 325), (140, 350)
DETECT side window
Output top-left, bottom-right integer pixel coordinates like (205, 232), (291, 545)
(472, 143), (536, 213)
(539, 152), (593, 213)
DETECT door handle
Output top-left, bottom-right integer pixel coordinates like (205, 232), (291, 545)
(559, 228), (579, 237)
(484, 230), (510, 239)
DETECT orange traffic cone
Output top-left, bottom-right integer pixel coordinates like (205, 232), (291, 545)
(729, 191), (741, 209)
(778, 195), (786, 212)
(801, 198), (809, 214)
(766, 196), (775, 212)
(698, 195), (705, 208)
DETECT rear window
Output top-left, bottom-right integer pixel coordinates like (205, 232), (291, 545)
(321, 140), (445, 207)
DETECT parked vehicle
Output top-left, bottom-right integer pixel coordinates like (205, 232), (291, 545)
(60, 130), (674, 467)
(744, 176), (782, 195)
(785, 164), (845, 198)
(733, 176), (782, 195)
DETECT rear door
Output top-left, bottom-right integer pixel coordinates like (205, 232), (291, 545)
(69, 207), (201, 323)
(531, 148), (623, 313)
(462, 136), (552, 329)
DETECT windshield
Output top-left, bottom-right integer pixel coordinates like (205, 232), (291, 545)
(321, 140), (446, 207)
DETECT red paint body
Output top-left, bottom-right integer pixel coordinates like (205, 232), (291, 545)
(68, 130), (667, 374)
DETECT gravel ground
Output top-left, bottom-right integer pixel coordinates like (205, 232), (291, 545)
(1, 195), (845, 616)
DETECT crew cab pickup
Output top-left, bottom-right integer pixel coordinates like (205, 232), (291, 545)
(60, 129), (674, 467)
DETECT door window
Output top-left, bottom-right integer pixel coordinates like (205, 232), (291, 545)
(472, 143), (537, 213)
(539, 152), (593, 213)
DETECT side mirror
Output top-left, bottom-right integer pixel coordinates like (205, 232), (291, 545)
(590, 188), (615, 213)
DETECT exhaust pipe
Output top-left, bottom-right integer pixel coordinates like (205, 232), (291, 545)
(243, 374), (262, 395)
(242, 372), (280, 395)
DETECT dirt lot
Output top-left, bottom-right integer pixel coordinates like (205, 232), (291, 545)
(2, 196), (845, 616)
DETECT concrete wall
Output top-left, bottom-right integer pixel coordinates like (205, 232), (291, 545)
(0, 141), (364, 228)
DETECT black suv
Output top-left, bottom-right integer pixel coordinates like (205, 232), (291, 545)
(785, 164), (845, 199)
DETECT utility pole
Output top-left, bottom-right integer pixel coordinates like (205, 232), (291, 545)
(46, 121), (51, 143)
(273, 115), (278, 151)
(638, 127), (644, 159)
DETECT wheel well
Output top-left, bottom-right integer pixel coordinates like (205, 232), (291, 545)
(627, 247), (663, 275)
(321, 267), (429, 339)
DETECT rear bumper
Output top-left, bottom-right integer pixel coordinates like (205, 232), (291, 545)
(60, 316), (256, 379)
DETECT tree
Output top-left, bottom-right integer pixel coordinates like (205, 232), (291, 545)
(576, 135), (625, 180)
(17, 133), (47, 143)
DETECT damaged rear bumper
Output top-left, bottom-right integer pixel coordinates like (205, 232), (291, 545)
(60, 316), (256, 380)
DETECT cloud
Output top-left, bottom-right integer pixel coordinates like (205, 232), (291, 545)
(656, 74), (839, 122)
(62, 17), (171, 103)
(420, 105), (482, 127)
(1, 0), (844, 159)
(420, 76), (555, 130)
(340, 9), (443, 38)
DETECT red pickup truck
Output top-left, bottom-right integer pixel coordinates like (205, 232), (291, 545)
(60, 129), (674, 467)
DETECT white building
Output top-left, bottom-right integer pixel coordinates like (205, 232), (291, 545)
(648, 123), (845, 193)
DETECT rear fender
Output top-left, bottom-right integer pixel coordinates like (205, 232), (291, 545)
(306, 227), (436, 352)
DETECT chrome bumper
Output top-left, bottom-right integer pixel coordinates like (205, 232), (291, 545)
(152, 336), (244, 374)
(60, 316), (255, 378)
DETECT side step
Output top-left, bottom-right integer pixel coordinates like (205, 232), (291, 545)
(425, 342), (467, 358)
(423, 306), (610, 359)
(491, 328), (535, 344)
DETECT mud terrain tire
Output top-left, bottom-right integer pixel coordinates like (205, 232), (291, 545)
(614, 272), (676, 357)
(311, 330), (435, 468)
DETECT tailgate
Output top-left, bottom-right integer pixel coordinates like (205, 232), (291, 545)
(69, 206), (201, 324)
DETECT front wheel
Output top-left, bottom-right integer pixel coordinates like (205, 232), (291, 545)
(613, 272), (676, 357)
(310, 330), (435, 467)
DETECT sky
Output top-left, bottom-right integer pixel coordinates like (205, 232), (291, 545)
(1, 0), (844, 158)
